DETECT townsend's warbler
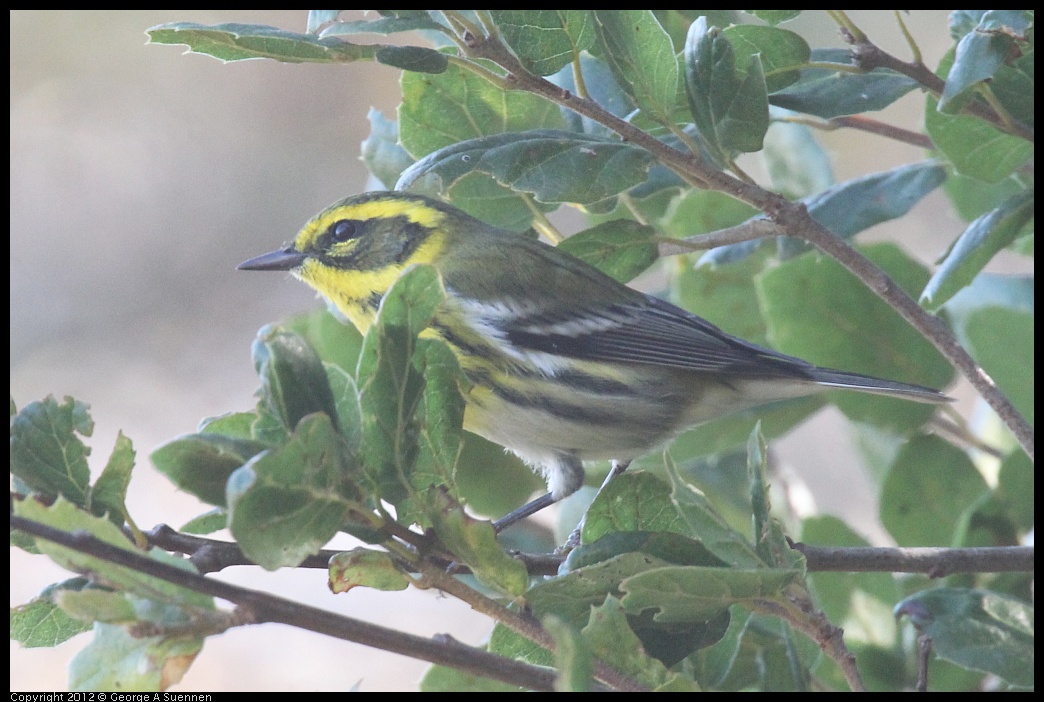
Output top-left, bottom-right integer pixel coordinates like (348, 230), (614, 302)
(239, 191), (950, 528)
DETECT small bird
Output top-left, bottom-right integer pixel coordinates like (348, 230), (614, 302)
(239, 191), (950, 530)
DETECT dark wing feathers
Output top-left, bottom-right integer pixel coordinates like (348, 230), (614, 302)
(503, 294), (818, 380)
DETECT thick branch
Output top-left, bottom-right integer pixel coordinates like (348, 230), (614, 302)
(14, 515), (562, 692)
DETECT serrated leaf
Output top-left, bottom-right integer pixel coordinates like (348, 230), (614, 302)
(87, 432), (135, 526)
(151, 433), (268, 507)
(581, 472), (689, 543)
(399, 60), (564, 158)
(146, 22), (376, 63)
(557, 220), (658, 282)
(10, 579), (93, 647)
(564, 530), (728, 572)
(880, 435), (988, 547)
(490, 10), (596, 76)
(922, 189), (1034, 310)
(13, 497), (211, 608)
(10, 395), (93, 505)
(620, 565), (802, 622)
(664, 456), (763, 568)
(895, 588), (1033, 687)
(398, 129), (655, 205)
(770, 48), (918, 118)
(226, 413), (356, 570)
(398, 58), (564, 227)
(425, 489), (529, 596)
(594, 11), (680, 125)
(583, 596), (699, 691)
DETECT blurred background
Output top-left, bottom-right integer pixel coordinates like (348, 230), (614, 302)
(12, 10), (982, 692)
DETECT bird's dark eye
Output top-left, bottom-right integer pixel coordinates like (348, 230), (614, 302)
(329, 219), (359, 243)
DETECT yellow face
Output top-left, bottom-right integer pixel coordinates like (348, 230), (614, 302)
(289, 195), (448, 334)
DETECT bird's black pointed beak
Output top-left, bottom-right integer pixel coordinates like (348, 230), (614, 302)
(237, 247), (308, 271)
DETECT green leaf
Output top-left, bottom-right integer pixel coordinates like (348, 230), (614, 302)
(226, 413), (356, 570)
(895, 588), (1033, 687)
(151, 433), (268, 507)
(398, 57), (564, 227)
(564, 530), (729, 572)
(722, 25), (810, 93)
(420, 664), (522, 692)
(543, 615), (593, 692)
(146, 22), (376, 63)
(664, 456), (763, 568)
(922, 189), (1034, 310)
(87, 432), (136, 526)
(68, 620), (203, 692)
(804, 161), (948, 241)
(938, 11), (1032, 112)
(583, 597), (699, 691)
(880, 435), (988, 547)
(10, 395), (93, 505)
(770, 48), (918, 118)
(179, 509), (228, 535)
(320, 15), (445, 37)
(252, 324), (340, 432)
(961, 306), (1035, 426)
(10, 579), (93, 647)
(424, 489), (529, 596)
(398, 129), (655, 205)
(746, 11), (802, 26)
(558, 220), (658, 282)
(996, 450), (1034, 533)
(594, 11), (680, 125)
(684, 17), (769, 159)
(328, 548), (411, 593)
(401, 338), (465, 525)
(375, 45), (448, 74)
(621, 565), (802, 622)
(399, 59), (564, 158)
(490, 10), (596, 76)
(926, 50), (1033, 183)
(581, 472), (689, 543)
(13, 497), (212, 608)
(757, 243), (952, 430)
(355, 265), (444, 503)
